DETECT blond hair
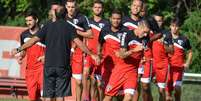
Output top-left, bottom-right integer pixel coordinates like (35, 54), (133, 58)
(138, 20), (150, 29)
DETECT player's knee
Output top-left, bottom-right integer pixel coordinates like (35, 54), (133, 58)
(174, 86), (181, 93)
(124, 93), (133, 101)
(103, 96), (112, 101)
(97, 81), (102, 87)
(83, 68), (89, 75)
(142, 83), (150, 93)
(83, 69), (90, 78)
(174, 86), (181, 91)
(166, 96), (173, 101)
(76, 80), (82, 86)
(159, 88), (165, 94)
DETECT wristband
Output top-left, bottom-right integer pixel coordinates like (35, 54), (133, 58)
(71, 48), (75, 53)
(16, 47), (23, 53)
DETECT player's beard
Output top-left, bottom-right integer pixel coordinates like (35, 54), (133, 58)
(133, 13), (140, 17)
(94, 12), (102, 17)
(131, 10), (140, 17)
(30, 24), (37, 31)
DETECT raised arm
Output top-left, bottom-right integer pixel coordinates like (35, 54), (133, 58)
(11, 36), (40, 55)
(116, 45), (144, 59)
(76, 29), (93, 38)
(73, 37), (100, 65)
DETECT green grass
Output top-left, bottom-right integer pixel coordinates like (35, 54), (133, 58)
(112, 83), (201, 101)
(151, 83), (201, 101)
(0, 83), (200, 101)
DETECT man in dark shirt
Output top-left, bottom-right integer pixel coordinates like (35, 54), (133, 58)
(48, 1), (61, 22)
(64, 1), (93, 100)
(11, 6), (100, 101)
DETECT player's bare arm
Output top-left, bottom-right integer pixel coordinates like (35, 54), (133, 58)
(184, 49), (193, 69)
(37, 55), (45, 63)
(150, 33), (162, 42)
(164, 44), (174, 54)
(73, 37), (100, 65)
(16, 51), (26, 64)
(97, 42), (103, 58)
(115, 48), (129, 59)
(76, 29), (93, 38)
(116, 45), (144, 59)
(11, 36), (40, 56)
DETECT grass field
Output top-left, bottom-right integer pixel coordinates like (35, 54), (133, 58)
(112, 83), (201, 101)
(151, 83), (201, 101)
(0, 83), (200, 101)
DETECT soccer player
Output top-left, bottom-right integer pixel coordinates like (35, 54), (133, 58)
(121, 1), (143, 100)
(140, 2), (147, 18)
(83, 1), (109, 101)
(17, 12), (45, 101)
(11, 6), (100, 101)
(122, 0), (143, 30)
(122, 1), (154, 101)
(152, 13), (174, 101)
(64, 0), (93, 101)
(165, 18), (192, 101)
(97, 9), (127, 101)
(100, 13), (149, 101)
(115, 20), (151, 101)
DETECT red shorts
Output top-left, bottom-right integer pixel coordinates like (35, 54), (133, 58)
(141, 60), (152, 83)
(84, 55), (94, 69)
(26, 68), (43, 100)
(155, 65), (168, 88)
(84, 55), (100, 74)
(166, 66), (183, 92)
(71, 54), (83, 80)
(102, 69), (111, 90)
(105, 70), (138, 96)
(84, 55), (103, 81)
(101, 56), (115, 90)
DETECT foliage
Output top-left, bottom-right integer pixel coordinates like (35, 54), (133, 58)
(0, 0), (48, 26)
(5, 16), (25, 26)
(181, 10), (201, 73)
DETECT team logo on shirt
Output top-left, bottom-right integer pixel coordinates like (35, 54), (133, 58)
(73, 19), (79, 24)
(178, 39), (183, 45)
(163, 34), (166, 38)
(99, 23), (105, 29)
(121, 32), (127, 46)
(117, 33), (122, 39)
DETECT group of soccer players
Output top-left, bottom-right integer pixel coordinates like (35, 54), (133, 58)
(11, 0), (193, 101)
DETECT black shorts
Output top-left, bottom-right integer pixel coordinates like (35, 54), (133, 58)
(43, 66), (72, 98)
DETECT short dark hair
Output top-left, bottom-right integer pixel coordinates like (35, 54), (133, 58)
(55, 6), (66, 19)
(93, 0), (104, 6)
(65, 0), (76, 3)
(51, 1), (61, 6)
(64, 0), (77, 7)
(153, 11), (163, 17)
(171, 17), (181, 26)
(111, 9), (122, 17)
(147, 16), (160, 33)
(25, 11), (38, 20)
